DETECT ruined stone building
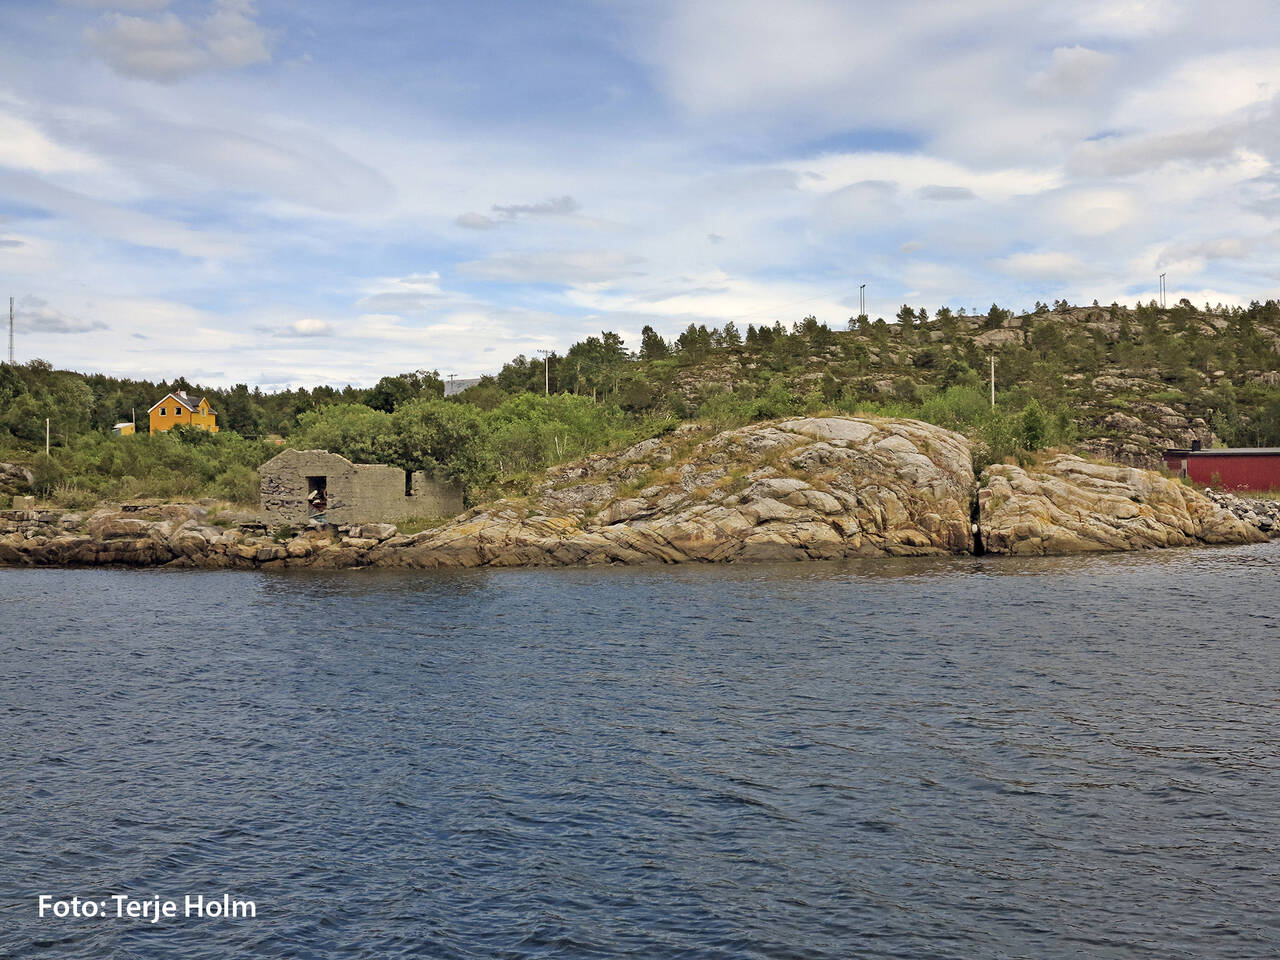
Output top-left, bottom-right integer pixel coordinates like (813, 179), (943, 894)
(258, 449), (464, 525)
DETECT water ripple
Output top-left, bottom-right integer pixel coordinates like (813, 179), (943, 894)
(2, 541), (1279, 958)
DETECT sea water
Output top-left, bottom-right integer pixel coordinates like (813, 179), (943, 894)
(2, 543), (1278, 958)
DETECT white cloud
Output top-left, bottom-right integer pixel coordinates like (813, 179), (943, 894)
(203, 0), (269, 69)
(1069, 126), (1246, 177)
(87, 12), (206, 81)
(1029, 46), (1114, 97)
(817, 179), (900, 230)
(14, 296), (108, 334)
(1046, 187), (1139, 236)
(455, 195), (579, 230)
(6, 1), (1280, 385)
(0, 170), (240, 259)
(900, 260), (980, 300)
(918, 185), (977, 202)
(356, 273), (446, 313)
(456, 212), (499, 230)
(61, 0), (172, 10)
(1116, 50), (1280, 129)
(491, 195), (579, 218)
(461, 250), (645, 284)
(563, 269), (854, 328)
(288, 318), (332, 336)
(794, 152), (1061, 201)
(52, 109), (396, 213)
(993, 251), (1088, 279)
(638, 0), (862, 117)
(86, 0), (269, 82)
(1052, 0), (1184, 38)
(0, 107), (101, 173)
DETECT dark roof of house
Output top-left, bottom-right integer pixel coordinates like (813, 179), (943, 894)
(147, 390), (215, 414)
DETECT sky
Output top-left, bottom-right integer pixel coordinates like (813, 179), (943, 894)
(3, 0), (1280, 388)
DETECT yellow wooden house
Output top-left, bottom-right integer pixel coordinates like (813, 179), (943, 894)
(148, 390), (219, 435)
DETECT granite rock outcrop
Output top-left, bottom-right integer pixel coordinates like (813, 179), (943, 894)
(1, 418), (1273, 569)
(372, 416), (976, 567)
(978, 454), (1267, 555)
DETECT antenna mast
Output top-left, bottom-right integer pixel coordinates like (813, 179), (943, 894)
(7, 296), (12, 364)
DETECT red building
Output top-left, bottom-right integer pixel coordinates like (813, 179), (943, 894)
(1163, 446), (1280, 492)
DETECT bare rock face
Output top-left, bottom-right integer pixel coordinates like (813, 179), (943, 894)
(979, 454), (1266, 555)
(387, 416), (976, 567)
(1, 420), (1270, 571)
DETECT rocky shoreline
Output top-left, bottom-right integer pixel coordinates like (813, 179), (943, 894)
(1, 417), (1273, 570)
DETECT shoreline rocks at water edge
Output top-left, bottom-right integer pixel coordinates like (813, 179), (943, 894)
(0, 417), (1272, 569)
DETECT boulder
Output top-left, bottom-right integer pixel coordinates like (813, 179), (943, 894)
(352, 522), (397, 542)
(979, 455), (1266, 555)
(373, 416), (977, 567)
(85, 516), (151, 539)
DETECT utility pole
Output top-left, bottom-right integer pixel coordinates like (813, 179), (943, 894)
(989, 355), (996, 408)
(45, 418), (50, 456)
(1159, 273), (1166, 309)
(8, 296), (13, 364)
(447, 373), (456, 395)
(859, 283), (866, 318)
(536, 349), (552, 395)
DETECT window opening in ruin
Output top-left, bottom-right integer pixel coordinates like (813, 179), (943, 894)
(306, 476), (328, 516)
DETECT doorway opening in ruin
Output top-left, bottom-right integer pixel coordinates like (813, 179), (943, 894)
(306, 476), (328, 517)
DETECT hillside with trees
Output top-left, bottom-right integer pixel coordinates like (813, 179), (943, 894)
(1, 297), (1278, 508)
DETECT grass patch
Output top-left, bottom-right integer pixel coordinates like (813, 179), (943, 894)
(396, 515), (457, 535)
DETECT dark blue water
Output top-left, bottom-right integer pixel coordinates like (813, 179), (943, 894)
(2, 543), (1279, 959)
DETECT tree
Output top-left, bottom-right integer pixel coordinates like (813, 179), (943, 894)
(294, 404), (393, 463)
(386, 397), (491, 488)
(1021, 399), (1047, 450)
(366, 369), (444, 412)
(564, 331), (628, 398)
(940, 359), (979, 389)
(675, 323), (713, 361)
(798, 315), (833, 348)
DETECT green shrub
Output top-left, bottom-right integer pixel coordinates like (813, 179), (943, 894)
(211, 464), (260, 505)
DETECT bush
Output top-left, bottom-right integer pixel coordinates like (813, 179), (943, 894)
(917, 385), (989, 430)
(211, 464), (260, 505)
